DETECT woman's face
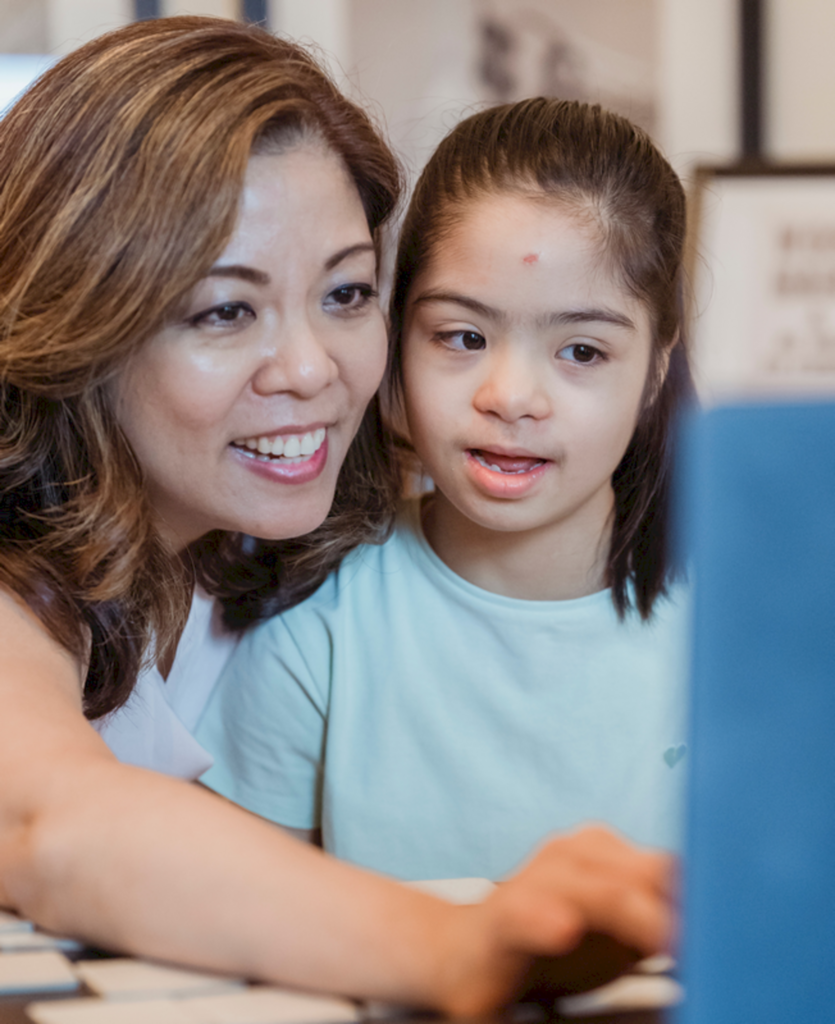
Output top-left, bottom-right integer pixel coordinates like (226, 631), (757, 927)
(111, 143), (387, 550)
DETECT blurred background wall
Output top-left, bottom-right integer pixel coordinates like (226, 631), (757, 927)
(0, 0), (833, 184)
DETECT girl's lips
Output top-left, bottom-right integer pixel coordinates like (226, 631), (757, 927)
(465, 447), (550, 498)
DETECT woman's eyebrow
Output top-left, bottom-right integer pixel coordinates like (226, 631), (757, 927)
(207, 264), (270, 285)
(325, 242), (376, 271)
(205, 244), (374, 285)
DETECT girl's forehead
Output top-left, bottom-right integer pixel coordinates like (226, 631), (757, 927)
(417, 195), (619, 290)
(431, 193), (603, 266)
(407, 192), (652, 339)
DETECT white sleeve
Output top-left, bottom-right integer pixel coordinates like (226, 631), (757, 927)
(95, 670), (215, 780)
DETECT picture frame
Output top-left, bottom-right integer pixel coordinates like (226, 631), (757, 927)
(688, 164), (835, 404)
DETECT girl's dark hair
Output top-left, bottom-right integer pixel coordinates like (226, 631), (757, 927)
(0, 16), (401, 718)
(389, 97), (694, 618)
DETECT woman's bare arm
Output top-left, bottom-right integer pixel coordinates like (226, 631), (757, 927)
(281, 826), (321, 845)
(0, 587), (672, 1015)
(193, 784), (322, 847)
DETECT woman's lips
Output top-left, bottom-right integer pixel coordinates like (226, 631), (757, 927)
(232, 426), (326, 459)
(231, 432), (330, 485)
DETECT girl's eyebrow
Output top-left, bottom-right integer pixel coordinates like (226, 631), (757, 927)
(552, 308), (636, 330)
(413, 290), (636, 331)
(412, 290), (498, 320)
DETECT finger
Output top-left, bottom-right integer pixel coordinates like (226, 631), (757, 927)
(553, 865), (673, 955)
(530, 828), (676, 901)
(507, 846), (674, 955)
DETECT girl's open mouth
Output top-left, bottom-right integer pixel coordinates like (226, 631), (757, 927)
(470, 448), (547, 475)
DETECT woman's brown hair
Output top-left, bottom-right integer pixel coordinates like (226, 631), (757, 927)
(389, 98), (694, 618)
(0, 16), (401, 718)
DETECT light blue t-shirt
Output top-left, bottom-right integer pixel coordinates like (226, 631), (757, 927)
(197, 498), (690, 881)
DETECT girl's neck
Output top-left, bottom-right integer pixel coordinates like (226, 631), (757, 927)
(421, 489), (614, 602)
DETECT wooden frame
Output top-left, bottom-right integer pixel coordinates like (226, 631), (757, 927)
(688, 164), (835, 404)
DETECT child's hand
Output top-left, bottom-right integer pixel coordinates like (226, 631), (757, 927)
(436, 825), (674, 1016)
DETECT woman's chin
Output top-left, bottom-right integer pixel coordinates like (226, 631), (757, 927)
(238, 501), (334, 543)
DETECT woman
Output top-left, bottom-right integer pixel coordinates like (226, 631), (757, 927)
(0, 16), (672, 1012)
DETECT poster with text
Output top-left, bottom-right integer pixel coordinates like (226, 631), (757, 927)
(691, 169), (835, 404)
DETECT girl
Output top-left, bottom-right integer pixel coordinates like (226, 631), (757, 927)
(0, 28), (671, 1013)
(199, 99), (693, 883)
(198, 98), (693, 884)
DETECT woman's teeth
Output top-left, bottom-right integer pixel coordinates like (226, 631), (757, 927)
(233, 427), (326, 461)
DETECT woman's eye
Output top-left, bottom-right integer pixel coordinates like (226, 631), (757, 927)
(559, 342), (602, 364)
(436, 330), (486, 351)
(189, 302), (255, 328)
(327, 284), (377, 311)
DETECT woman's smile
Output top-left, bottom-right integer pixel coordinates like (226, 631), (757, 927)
(231, 427), (327, 460)
(230, 427), (330, 484)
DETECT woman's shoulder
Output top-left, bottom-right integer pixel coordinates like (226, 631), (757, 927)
(0, 584), (87, 699)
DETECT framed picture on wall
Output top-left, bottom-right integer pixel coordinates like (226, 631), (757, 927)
(689, 166), (835, 405)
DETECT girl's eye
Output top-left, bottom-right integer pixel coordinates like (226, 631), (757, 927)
(436, 330), (486, 351)
(326, 284), (378, 312)
(189, 302), (255, 328)
(559, 343), (603, 364)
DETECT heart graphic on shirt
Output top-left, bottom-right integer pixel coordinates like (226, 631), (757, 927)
(663, 744), (687, 768)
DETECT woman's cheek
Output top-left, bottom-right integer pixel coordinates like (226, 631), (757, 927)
(167, 351), (250, 428)
(347, 325), (389, 408)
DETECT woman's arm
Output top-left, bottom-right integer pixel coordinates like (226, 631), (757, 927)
(0, 588), (671, 1015)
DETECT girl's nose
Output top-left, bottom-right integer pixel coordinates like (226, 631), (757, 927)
(473, 347), (551, 422)
(252, 321), (339, 399)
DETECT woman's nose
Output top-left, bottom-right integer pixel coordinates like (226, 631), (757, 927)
(251, 321), (339, 399)
(473, 347), (551, 422)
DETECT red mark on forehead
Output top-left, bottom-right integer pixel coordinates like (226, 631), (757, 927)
(522, 253), (539, 265)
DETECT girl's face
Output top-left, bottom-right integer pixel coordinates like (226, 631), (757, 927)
(401, 192), (655, 546)
(111, 143), (387, 550)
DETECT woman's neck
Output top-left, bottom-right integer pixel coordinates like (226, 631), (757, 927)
(421, 490), (614, 602)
